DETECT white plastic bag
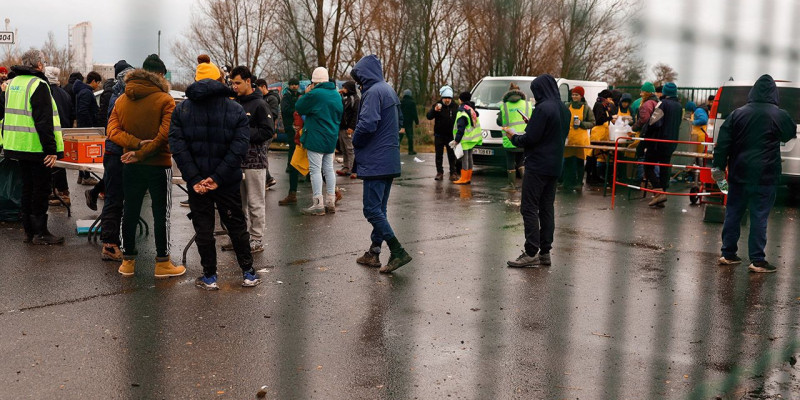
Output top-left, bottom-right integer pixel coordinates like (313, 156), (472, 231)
(453, 143), (464, 159)
(609, 117), (632, 141)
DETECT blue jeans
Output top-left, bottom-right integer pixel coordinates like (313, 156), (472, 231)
(721, 183), (776, 262)
(363, 178), (396, 248)
(307, 150), (335, 196)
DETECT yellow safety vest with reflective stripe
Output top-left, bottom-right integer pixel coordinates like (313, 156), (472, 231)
(453, 109), (482, 151)
(500, 99), (532, 149)
(2, 75), (64, 154)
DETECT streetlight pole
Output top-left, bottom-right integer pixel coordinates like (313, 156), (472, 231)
(158, 30), (161, 57)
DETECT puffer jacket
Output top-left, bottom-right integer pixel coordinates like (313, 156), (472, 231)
(107, 69), (175, 167)
(168, 79), (250, 191)
(295, 81), (343, 154)
(713, 74), (797, 185)
(351, 55), (403, 179)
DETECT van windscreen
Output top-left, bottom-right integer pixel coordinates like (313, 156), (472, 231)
(472, 80), (534, 110)
(718, 86), (800, 122)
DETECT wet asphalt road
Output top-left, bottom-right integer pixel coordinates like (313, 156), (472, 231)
(1, 152), (799, 399)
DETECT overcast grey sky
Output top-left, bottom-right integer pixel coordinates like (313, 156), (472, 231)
(4, 0), (798, 87)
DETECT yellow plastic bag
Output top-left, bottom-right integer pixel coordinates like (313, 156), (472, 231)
(290, 130), (309, 176)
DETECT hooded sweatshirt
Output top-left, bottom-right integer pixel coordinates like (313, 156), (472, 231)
(236, 87), (274, 169)
(509, 74), (570, 176)
(107, 69), (175, 167)
(169, 79), (250, 191)
(713, 74), (797, 185)
(105, 67), (135, 156)
(350, 55), (403, 179)
(74, 79), (99, 127)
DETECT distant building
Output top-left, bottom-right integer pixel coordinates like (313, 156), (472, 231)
(93, 64), (114, 81)
(68, 22), (92, 75)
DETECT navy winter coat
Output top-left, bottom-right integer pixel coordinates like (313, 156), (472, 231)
(169, 79), (250, 191)
(350, 55), (403, 179)
(713, 74), (797, 185)
(74, 79), (99, 128)
(510, 75), (570, 177)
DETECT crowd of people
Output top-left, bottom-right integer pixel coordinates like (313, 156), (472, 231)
(0, 48), (795, 282)
(0, 50), (414, 289)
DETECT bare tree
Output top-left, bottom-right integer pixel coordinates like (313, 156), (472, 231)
(652, 63), (678, 86)
(274, 0), (352, 79)
(554, 0), (639, 81)
(172, 0), (277, 81)
(41, 32), (72, 85)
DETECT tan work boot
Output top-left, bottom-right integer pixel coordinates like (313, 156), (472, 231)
(102, 244), (123, 261)
(154, 257), (187, 278)
(119, 258), (135, 277)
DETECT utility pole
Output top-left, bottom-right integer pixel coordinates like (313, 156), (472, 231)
(158, 30), (161, 57)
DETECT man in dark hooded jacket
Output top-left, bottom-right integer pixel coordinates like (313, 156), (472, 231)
(505, 75), (570, 267)
(641, 82), (683, 207)
(350, 54), (412, 274)
(713, 74), (796, 273)
(169, 66), (262, 290)
(63, 72), (83, 104)
(399, 89), (419, 155)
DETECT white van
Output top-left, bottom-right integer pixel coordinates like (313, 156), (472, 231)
(707, 80), (800, 190)
(469, 76), (608, 165)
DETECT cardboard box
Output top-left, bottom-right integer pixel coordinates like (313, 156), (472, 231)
(64, 135), (105, 163)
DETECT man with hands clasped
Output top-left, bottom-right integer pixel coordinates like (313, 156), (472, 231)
(107, 55), (186, 279)
(169, 60), (262, 290)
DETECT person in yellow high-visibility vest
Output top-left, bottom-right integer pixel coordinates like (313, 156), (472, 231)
(496, 83), (532, 191)
(451, 91), (482, 185)
(2, 50), (65, 245)
(563, 86), (595, 190)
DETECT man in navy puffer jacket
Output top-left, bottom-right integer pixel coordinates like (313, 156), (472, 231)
(169, 73), (262, 290)
(350, 54), (412, 273)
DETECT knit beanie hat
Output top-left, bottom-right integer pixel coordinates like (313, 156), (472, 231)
(684, 101), (697, 112)
(343, 80), (356, 93)
(311, 67), (329, 83)
(114, 60), (133, 76)
(288, 78), (300, 86)
(0, 66), (9, 74)
(599, 89), (613, 99)
(195, 63), (221, 81)
(439, 85), (453, 98)
(459, 91), (472, 103)
(142, 54), (167, 75)
(640, 81), (655, 93)
(662, 82), (678, 97)
(44, 66), (60, 85)
(402, 89), (412, 97)
(571, 86), (585, 97)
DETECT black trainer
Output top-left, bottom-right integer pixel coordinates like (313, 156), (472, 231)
(718, 255), (742, 265)
(748, 261), (777, 273)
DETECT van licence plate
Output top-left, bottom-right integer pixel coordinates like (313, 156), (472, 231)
(473, 148), (494, 156)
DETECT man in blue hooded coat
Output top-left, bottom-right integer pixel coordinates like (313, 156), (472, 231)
(350, 55), (412, 273)
(504, 75), (570, 268)
(713, 74), (796, 273)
